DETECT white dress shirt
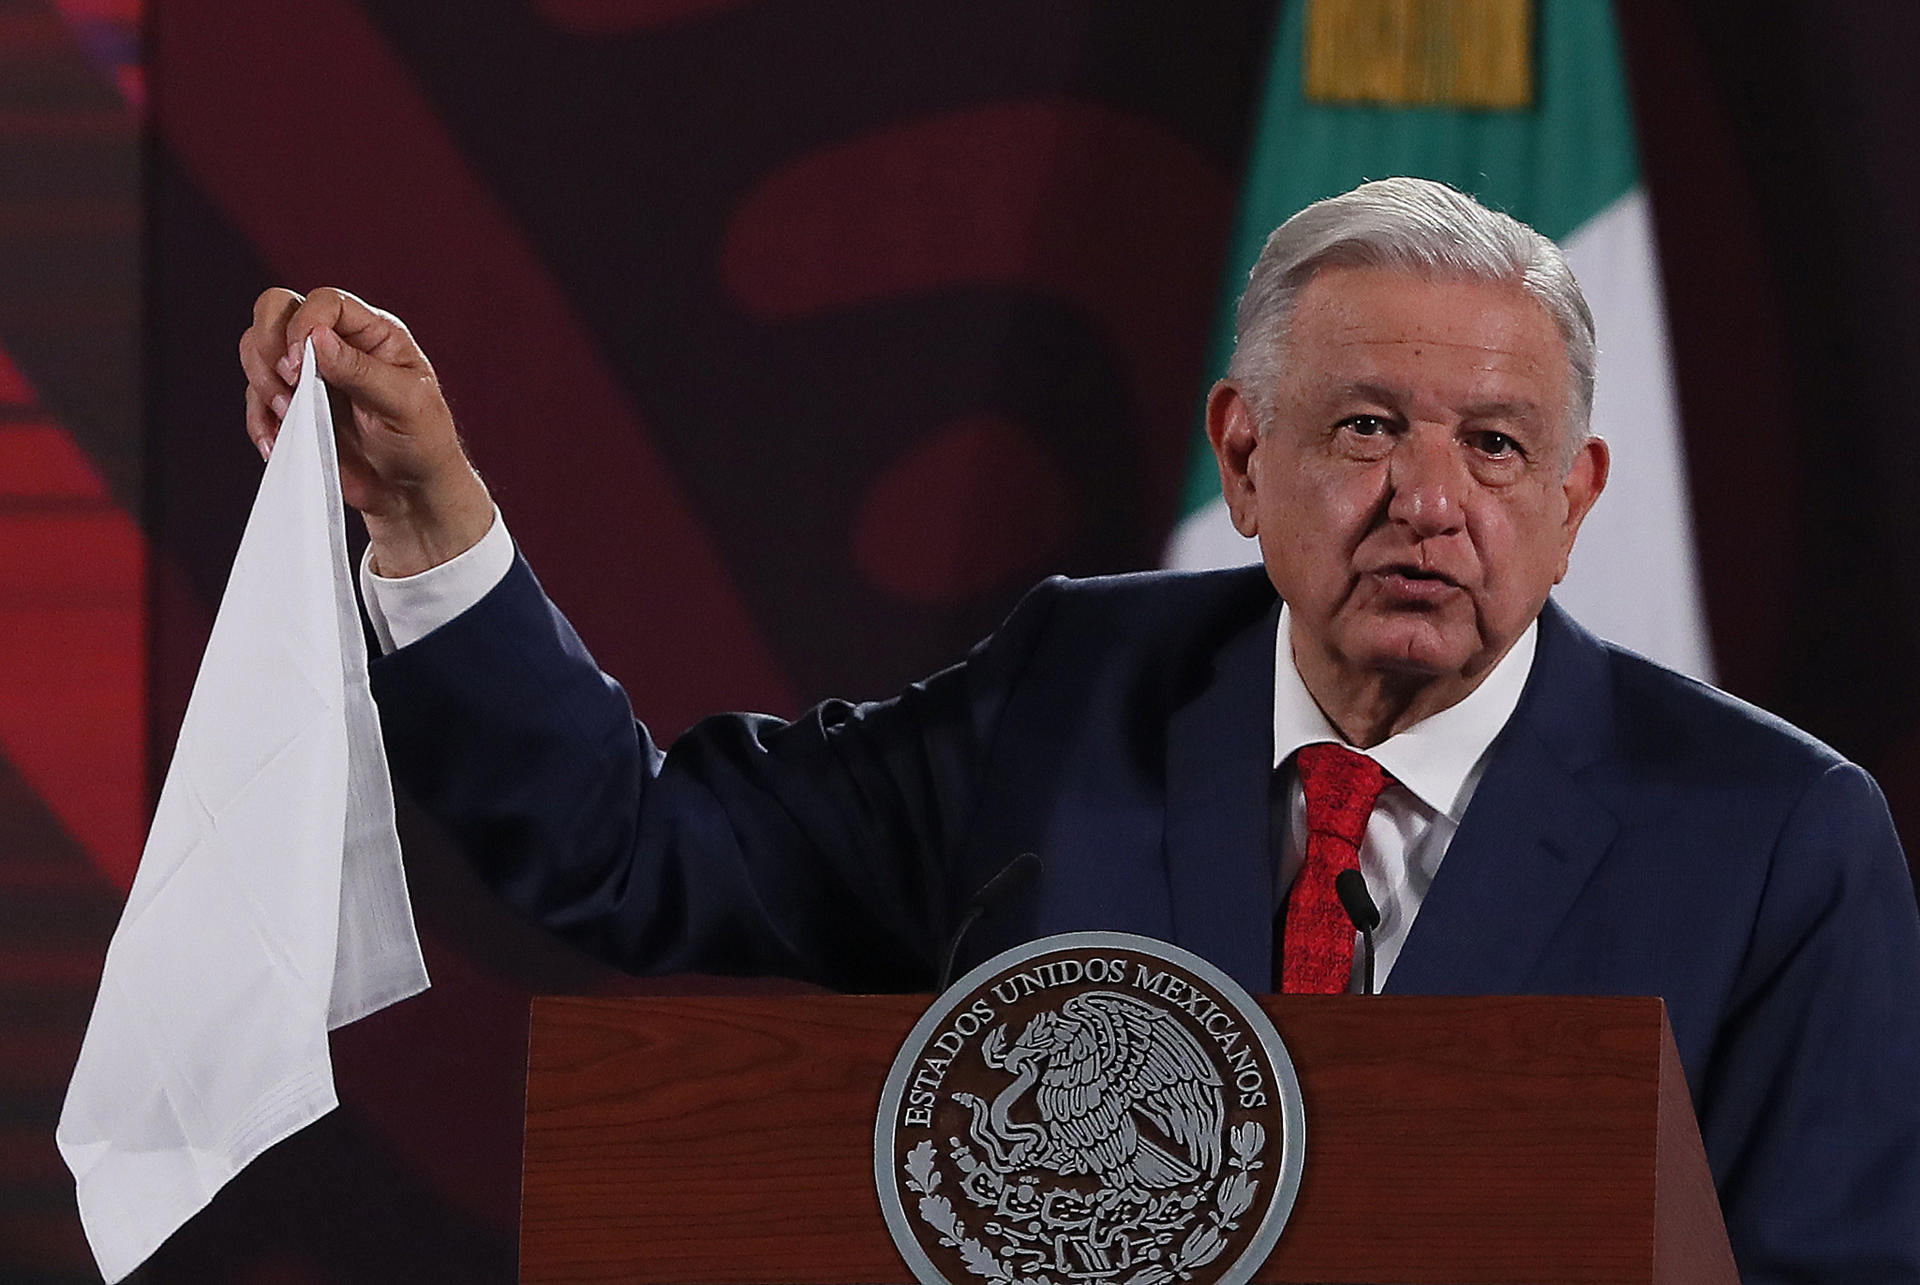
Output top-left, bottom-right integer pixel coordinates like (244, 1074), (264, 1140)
(364, 517), (1540, 994)
(360, 509), (515, 653)
(1272, 604), (1537, 991)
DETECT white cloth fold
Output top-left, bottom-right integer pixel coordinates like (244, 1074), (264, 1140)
(56, 343), (429, 1282)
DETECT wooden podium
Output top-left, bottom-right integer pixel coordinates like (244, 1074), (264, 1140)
(520, 994), (1737, 1284)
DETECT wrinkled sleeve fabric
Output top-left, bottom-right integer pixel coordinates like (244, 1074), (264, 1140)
(1699, 760), (1920, 1284)
(366, 552), (1057, 992)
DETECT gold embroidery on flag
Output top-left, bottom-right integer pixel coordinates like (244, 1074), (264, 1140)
(1304, 0), (1534, 109)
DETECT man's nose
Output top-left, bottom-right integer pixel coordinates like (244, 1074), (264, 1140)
(1385, 431), (1466, 537)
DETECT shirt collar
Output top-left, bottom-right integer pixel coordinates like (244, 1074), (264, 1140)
(1270, 605), (1538, 821)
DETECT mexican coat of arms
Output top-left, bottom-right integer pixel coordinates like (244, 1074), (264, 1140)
(876, 933), (1304, 1285)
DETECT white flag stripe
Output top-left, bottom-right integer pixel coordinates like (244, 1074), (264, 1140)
(1163, 486), (1259, 572)
(1558, 188), (1714, 679)
(57, 345), (427, 1282)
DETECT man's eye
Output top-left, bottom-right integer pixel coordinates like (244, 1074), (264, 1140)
(1341, 415), (1388, 436)
(1471, 430), (1522, 458)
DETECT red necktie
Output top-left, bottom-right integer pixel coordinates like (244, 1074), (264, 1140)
(1278, 743), (1391, 994)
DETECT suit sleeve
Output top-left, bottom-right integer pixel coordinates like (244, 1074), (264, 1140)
(1698, 760), (1920, 1283)
(366, 553), (1060, 991)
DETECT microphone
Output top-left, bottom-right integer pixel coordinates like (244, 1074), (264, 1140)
(1335, 868), (1382, 996)
(938, 852), (1043, 992)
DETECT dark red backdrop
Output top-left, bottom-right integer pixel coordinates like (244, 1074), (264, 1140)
(3, 1), (1917, 1280)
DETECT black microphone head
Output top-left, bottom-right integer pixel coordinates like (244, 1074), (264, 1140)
(982, 851), (1043, 901)
(938, 852), (1045, 992)
(1335, 869), (1381, 933)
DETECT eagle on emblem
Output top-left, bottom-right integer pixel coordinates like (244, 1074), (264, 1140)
(954, 990), (1227, 1201)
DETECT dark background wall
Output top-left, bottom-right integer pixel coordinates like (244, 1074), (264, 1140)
(3, 1), (1918, 1279)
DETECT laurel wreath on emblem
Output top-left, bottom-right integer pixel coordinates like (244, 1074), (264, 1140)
(901, 990), (1268, 1285)
(904, 1123), (1264, 1285)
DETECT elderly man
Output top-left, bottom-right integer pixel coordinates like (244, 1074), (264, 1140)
(239, 179), (1920, 1281)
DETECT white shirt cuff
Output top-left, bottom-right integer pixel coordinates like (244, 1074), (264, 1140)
(360, 508), (514, 653)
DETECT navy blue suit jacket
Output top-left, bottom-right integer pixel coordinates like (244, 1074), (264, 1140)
(371, 555), (1920, 1283)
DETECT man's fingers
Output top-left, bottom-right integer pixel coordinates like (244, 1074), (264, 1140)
(241, 288), (303, 390)
(284, 287), (422, 372)
(307, 323), (439, 427)
(240, 288), (450, 491)
(327, 294), (426, 368)
(238, 327), (291, 404)
(251, 287), (302, 331)
(239, 289), (306, 462)
(244, 386), (280, 461)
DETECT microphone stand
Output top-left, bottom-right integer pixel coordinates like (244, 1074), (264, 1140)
(1335, 868), (1382, 996)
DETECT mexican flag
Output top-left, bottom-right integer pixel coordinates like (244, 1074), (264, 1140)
(1167, 0), (1712, 680)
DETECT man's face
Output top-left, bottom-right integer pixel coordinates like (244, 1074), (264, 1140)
(1208, 266), (1608, 692)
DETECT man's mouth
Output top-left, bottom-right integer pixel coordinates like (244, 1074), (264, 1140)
(1369, 565), (1463, 600)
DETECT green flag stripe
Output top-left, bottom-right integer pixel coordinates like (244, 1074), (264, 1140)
(1181, 0), (1642, 516)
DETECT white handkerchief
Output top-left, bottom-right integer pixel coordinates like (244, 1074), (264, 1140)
(56, 342), (429, 1282)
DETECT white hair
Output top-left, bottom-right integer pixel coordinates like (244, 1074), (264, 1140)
(1226, 177), (1596, 461)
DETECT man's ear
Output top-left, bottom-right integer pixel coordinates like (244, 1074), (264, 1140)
(1553, 435), (1611, 582)
(1206, 380), (1262, 538)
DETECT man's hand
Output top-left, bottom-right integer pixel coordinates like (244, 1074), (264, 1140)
(239, 287), (494, 577)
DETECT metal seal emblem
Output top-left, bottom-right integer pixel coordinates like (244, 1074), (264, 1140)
(876, 933), (1305, 1285)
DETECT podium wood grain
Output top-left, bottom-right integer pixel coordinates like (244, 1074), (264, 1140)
(521, 994), (1736, 1284)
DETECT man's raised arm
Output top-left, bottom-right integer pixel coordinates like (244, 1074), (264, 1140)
(237, 286), (494, 577)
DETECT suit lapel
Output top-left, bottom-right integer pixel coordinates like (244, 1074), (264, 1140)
(1164, 601), (1279, 994)
(1386, 603), (1622, 995)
